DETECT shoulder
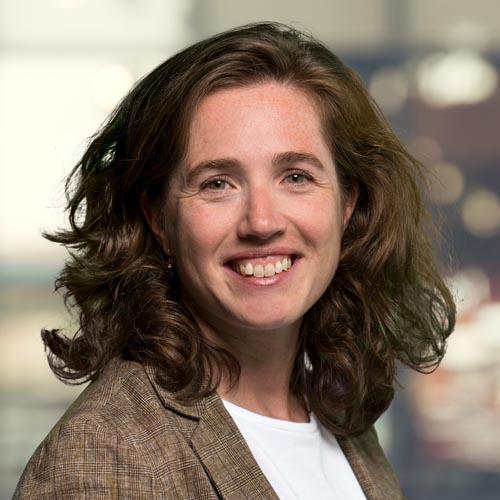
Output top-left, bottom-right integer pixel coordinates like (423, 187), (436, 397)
(14, 411), (153, 499)
(47, 356), (194, 446)
(13, 357), (197, 499)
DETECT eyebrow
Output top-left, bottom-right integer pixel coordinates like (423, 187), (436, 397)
(185, 151), (326, 184)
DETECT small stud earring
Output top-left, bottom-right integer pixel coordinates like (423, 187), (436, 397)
(165, 249), (175, 273)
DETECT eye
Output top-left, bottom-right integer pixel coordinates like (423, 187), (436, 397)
(285, 170), (313, 186)
(201, 176), (231, 191)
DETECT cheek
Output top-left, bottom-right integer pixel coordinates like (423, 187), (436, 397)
(295, 194), (343, 247)
(173, 203), (234, 263)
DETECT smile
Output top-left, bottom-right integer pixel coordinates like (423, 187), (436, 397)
(232, 256), (293, 277)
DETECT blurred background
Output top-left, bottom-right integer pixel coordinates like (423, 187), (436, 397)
(1, 0), (499, 498)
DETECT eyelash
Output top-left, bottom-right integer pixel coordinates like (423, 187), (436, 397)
(201, 175), (233, 191)
(200, 170), (313, 192)
(285, 170), (313, 185)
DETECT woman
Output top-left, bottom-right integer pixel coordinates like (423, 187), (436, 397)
(14, 22), (455, 499)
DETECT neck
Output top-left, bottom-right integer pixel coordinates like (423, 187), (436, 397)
(194, 314), (309, 423)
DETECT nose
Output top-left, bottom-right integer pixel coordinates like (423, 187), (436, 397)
(237, 184), (287, 240)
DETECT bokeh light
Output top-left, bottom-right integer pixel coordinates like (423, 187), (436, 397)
(443, 302), (500, 371)
(407, 136), (443, 164)
(416, 49), (498, 107)
(428, 161), (465, 205)
(461, 189), (500, 238)
(369, 66), (408, 115)
(446, 267), (491, 316)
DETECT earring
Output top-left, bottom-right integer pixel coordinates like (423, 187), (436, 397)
(165, 249), (175, 273)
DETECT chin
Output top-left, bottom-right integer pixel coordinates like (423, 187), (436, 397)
(229, 311), (302, 332)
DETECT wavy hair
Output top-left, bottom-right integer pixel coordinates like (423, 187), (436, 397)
(43, 22), (455, 436)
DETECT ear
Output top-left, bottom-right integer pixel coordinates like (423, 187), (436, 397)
(140, 192), (171, 254)
(342, 183), (358, 231)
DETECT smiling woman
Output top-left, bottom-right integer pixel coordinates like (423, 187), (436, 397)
(14, 22), (455, 500)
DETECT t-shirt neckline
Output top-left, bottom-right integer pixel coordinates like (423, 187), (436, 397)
(221, 398), (318, 434)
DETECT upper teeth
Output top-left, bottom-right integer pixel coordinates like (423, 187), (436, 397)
(234, 257), (293, 277)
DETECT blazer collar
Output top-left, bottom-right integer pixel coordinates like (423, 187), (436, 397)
(144, 363), (394, 499)
(144, 363), (205, 420)
(144, 363), (278, 498)
(338, 434), (385, 499)
(337, 425), (403, 499)
(190, 391), (279, 499)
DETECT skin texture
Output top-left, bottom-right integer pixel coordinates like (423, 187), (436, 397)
(149, 82), (356, 421)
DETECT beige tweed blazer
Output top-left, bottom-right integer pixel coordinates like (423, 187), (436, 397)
(14, 356), (403, 499)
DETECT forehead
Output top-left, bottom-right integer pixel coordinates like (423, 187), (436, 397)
(184, 82), (329, 165)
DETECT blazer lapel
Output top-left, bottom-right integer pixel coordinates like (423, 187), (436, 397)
(338, 427), (404, 500)
(190, 392), (279, 499)
(144, 365), (278, 499)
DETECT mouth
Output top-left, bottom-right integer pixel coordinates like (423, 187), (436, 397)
(225, 254), (299, 278)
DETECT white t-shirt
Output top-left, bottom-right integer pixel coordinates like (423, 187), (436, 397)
(221, 399), (366, 500)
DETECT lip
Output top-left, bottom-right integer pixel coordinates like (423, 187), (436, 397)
(224, 247), (301, 265)
(223, 254), (302, 287)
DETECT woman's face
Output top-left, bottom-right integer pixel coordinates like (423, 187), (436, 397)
(157, 82), (356, 334)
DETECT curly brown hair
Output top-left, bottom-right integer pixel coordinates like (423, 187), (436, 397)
(43, 22), (455, 436)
